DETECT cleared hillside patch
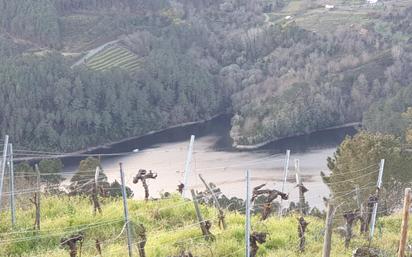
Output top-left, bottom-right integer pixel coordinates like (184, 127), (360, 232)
(294, 9), (370, 34)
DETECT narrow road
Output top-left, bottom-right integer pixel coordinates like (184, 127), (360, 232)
(263, 13), (276, 26)
(70, 39), (119, 68)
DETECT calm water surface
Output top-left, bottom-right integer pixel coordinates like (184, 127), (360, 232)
(64, 115), (357, 209)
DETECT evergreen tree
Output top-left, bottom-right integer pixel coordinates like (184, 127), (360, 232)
(321, 132), (412, 211)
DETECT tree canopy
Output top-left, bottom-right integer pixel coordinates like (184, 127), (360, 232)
(322, 132), (412, 210)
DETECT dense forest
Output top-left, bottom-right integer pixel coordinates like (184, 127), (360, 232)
(1, 0), (412, 151)
(0, 52), (223, 150)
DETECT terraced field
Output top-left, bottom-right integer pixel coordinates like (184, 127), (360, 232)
(85, 44), (141, 72)
(263, 0), (393, 35)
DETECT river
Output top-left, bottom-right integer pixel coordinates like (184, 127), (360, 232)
(64, 115), (357, 210)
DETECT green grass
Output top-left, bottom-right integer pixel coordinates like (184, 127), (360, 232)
(0, 195), (408, 256)
(85, 45), (141, 72)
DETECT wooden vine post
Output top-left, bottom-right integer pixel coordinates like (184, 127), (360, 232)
(30, 164), (41, 230)
(250, 232), (267, 257)
(343, 210), (359, 248)
(198, 174), (226, 229)
(190, 189), (210, 240)
(298, 217), (309, 252)
(398, 188), (411, 257)
(95, 239), (102, 256)
(295, 159), (308, 216)
(137, 224), (147, 257)
(322, 200), (335, 257)
(355, 185), (368, 234)
(61, 234), (84, 257)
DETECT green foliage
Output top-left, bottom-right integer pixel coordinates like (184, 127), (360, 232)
(402, 107), (412, 144)
(14, 162), (34, 177)
(0, 0), (171, 49)
(70, 157), (106, 193)
(0, 0), (61, 48)
(363, 48), (412, 141)
(39, 159), (64, 186)
(106, 180), (134, 198)
(322, 131), (412, 210)
(12, 161), (39, 190)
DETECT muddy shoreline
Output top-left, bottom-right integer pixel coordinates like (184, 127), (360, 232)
(17, 114), (359, 164)
(233, 122), (361, 150)
(15, 113), (227, 162)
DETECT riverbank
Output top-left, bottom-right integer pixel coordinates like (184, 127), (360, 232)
(233, 122), (361, 150)
(57, 113), (355, 209)
(16, 116), (360, 162)
(15, 113), (228, 162)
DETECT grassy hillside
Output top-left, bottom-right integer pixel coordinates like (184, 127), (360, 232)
(0, 195), (407, 256)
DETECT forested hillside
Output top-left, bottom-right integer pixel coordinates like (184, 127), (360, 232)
(229, 4), (412, 146)
(1, 0), (412, 151)
(363, 9), (412, 143)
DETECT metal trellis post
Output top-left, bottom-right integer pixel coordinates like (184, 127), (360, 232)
(0, 135), (9, 212)
(369, 159), (385, 242)
(245, 170), (251, 257)
(120, 163), (133, 257)
(9, 144), (15, 226)
(183, 135), (195, 198)
(279, 149), (290, 216)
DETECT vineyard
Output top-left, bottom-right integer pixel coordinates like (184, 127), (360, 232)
(1, 134), (412, 257)
(84, 45), (141, 72)
(0, 162), (410, 257)
(0, 194), (409, 257)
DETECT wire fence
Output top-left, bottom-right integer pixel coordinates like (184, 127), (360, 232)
(0, 141), (401, 257)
